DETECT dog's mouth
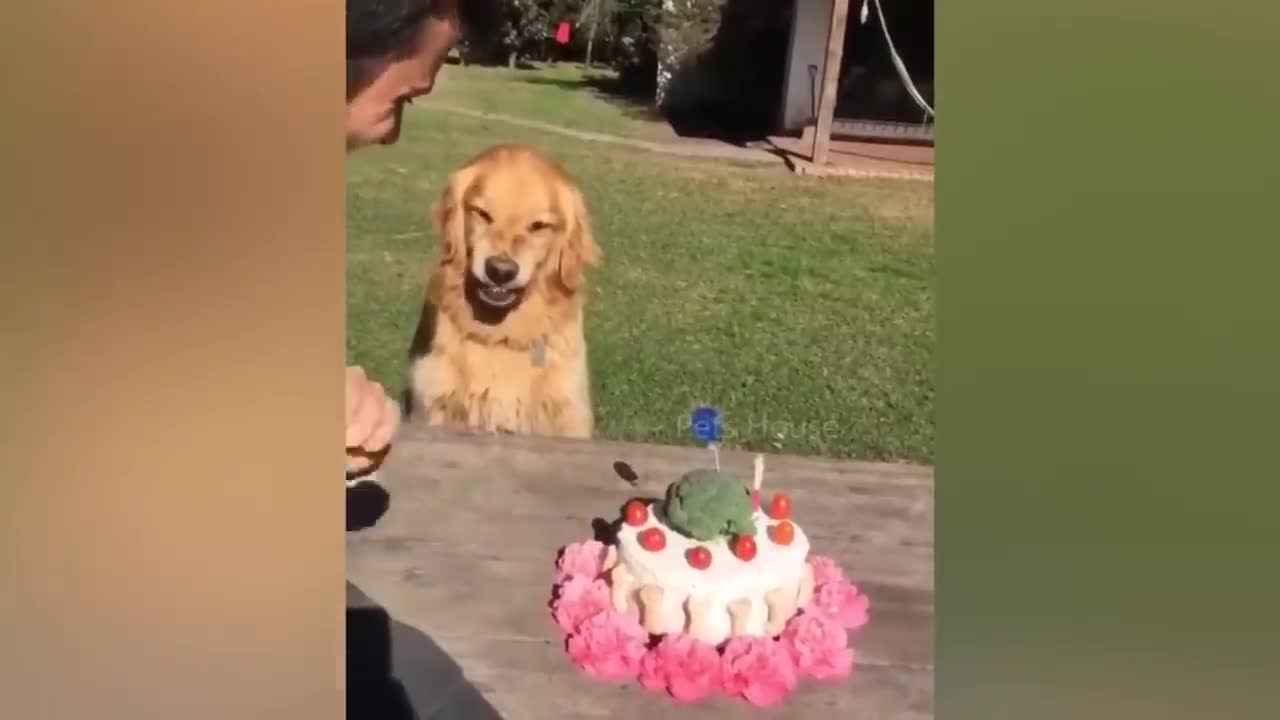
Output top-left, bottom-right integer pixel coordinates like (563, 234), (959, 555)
(475, 283), (522, 308)
(465, 272), (526, 311)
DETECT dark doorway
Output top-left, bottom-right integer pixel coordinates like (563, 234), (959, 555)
(834, 0), (934, 142)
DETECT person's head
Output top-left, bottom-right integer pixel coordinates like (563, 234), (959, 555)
(345, 0), (493, 150)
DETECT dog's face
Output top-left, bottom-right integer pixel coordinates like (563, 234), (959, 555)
(433, 146), (600, 314)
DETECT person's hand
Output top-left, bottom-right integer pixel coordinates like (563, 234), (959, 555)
(346, 366), (400, 472)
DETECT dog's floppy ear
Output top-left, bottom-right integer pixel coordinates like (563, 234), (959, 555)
(432, 166), (475, 272)
(557, 184), (602, 292)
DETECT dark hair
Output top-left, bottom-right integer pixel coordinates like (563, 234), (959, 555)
(347, 0), (432, 60)
(346, 0), (499, 61)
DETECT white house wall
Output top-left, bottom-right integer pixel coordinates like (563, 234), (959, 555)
(780, 0), (842, 132)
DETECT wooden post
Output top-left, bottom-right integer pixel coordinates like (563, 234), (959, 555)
(810, 0), (850, 165)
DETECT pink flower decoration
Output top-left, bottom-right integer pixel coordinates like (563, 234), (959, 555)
(781, 612), (855, 681)
(551, 575), (612, 633)
(636, 633), (722, 702)
(638, 650), (668, 693)
(555, 540), (608, 583)
(720, 637), (799, 708)
(547, 538), (869, 705)
(807, 555), (846, 587)
(811, 581), (870, 630)
(566, 611), (648, 682)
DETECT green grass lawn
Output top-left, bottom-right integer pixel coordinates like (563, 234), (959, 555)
(348, 68), (935, 463)
(430, 62), (676, 142)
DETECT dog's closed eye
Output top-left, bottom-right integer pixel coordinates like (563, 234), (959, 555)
(528, 220), (553, 233)
(467, 205), (492, 224)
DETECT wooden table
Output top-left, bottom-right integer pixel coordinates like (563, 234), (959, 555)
(346, 428), (934, 719)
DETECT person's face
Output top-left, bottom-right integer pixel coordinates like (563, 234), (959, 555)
(346, 8), (460, 150)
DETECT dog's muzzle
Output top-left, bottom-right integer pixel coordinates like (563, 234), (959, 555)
(473, 254), (524, 308)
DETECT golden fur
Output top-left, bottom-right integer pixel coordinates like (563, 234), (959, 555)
(407, 145), (602, 438)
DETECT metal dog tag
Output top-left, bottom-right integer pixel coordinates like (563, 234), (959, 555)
(531, 338), (547, 367)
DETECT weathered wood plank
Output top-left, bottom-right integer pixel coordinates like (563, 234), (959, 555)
(347, 542), (931, 669)
(351, 513), (934, 597)
(384, 428), (933, 546)
(355, 485), (931, 579)
(347, 428), (933, 718)
(446, 637), (933, 720)
(356, 430), (932, 592)
(812, 0), (852, 165)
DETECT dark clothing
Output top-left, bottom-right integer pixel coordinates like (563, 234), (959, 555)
(347, 485), (505, 720)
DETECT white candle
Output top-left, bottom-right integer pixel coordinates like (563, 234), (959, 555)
(753, 454), (764, 491)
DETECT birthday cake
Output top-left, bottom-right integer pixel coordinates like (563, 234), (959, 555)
(549, 453), (870, 707)
(610, 461), (813, 645)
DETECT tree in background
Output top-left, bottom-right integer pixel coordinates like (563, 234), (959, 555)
(600, 0), (663, 93)
(462, 0), (667, 97)
(459, 0), (795, 133)
(497, 0), (553, 67)
(577, 0), (623, 67)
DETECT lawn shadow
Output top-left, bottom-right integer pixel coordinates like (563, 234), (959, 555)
(515, 69), (769, 147)
(513, 70), (777, 149)
(515, 72), (670, 128)
(484, 0), (791, 149)
(465, 58), (541, 71)
(655, 0), (794, 147)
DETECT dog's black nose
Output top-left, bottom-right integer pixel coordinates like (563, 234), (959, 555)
(484, 255), (519, 285)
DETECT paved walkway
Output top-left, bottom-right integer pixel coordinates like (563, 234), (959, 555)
(769, 136), (935, 182)
(428, 105), (935, 182)
(429, 105), (777, 163)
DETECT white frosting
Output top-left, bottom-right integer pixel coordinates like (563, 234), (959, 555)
(612, 504), (810, 646)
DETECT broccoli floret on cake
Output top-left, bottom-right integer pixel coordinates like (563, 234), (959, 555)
(663, 469), (757, 541)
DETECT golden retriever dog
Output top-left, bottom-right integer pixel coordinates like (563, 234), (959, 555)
(406, 145), (602, 439)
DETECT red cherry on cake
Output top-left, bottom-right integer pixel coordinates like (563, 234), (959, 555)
(768, 520), (795, 546)
(623, 499), (649, 526)
(766, 492), (792, 520)
(732, 535), (758, 561)
(638, 528), (666, 552)
(638, 527), (666, 552)
(685, 546), (713, 570)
